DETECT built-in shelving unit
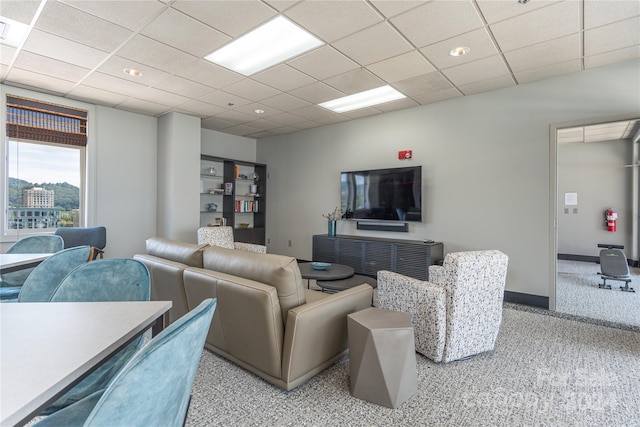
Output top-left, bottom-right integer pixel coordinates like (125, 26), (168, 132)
(200, 155), (266, 245)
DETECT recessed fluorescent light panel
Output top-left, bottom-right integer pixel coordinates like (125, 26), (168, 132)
(204, 16), (324, 76)
(319, 85), (407, 113)
(0, 16), (29, 48)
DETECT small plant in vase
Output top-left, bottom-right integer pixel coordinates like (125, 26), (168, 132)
(322, 207), (344, 237)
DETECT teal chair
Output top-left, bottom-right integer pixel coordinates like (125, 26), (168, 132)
(35, 298), (217, 427)
(42, 258), (151, 414)
(16, 246), (92, 302)
(0, 235), (64, 300)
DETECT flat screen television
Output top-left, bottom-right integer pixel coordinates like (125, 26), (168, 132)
(341, 166), (422, 222)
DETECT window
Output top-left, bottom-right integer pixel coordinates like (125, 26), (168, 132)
(4, 95), (87, 234)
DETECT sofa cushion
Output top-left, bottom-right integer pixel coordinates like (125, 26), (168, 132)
(146, 237), (208, 268)
(203, 245), (306, 324)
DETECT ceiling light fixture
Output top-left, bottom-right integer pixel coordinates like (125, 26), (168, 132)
(319, 85), (406, 113)
(518, 0), (530, 3)
(254, 109), (265, 114)
(204, 16), (324, 76)
(450, 46), (470, 57)
(0, 16), (29, 47)
(123, 68), (142, 77)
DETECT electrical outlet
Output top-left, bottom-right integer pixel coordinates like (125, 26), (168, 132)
(573, 208), (578, 214)
(564, 208), (569, 214)
(288, 240), (292, 247)
(267, 238), (270, 244)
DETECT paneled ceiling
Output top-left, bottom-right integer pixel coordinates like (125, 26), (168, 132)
(1, 0), (639, 139)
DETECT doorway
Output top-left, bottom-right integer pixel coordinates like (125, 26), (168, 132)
(550, 115), (640, 327)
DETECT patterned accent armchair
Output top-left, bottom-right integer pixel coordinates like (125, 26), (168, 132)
(377, 250), (508, 363)
(197, 226), (266, 254)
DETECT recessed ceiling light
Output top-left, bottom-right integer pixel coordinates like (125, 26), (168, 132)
(318, 85), (406, 113)
(123, 68), (142, 77)
(450, 46), (470, 57)
(518, 0), (530, 4)
(204, 16), (324, 76)
(254, 109), (265, 114)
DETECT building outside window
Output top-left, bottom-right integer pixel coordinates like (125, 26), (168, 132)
(4, 95), (87, 235)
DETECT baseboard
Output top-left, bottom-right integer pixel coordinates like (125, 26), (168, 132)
(504, 291), (549, 309)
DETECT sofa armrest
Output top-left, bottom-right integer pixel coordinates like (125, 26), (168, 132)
(281, 284), (373, 390)
(377, 270), (447, 362)
(233, 242), (267, 254)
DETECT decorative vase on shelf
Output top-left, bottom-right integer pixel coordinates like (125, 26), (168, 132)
(328, 220), (337, 237)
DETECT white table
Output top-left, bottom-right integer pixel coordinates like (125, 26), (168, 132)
(0, 253), (53, 274)
(0, 301), (172, 426)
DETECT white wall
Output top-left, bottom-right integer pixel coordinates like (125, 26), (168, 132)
(257, 59), (640, 299)
(201, 128), (256, 162)
(557, 139), (634, 257)
(157, 112), (201, 243)
(94, 106), (157, 257)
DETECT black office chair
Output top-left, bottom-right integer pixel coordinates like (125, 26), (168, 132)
(54, 226), (106, 260)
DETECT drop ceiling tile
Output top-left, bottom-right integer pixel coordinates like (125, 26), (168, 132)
(172, 0), (277, 38)
(458, 74), (515, 96)
(0, 64), (7, 80)
(442, 55), (510, 87)
(60, 0), (167, 31)
(134, 87), (191, 107)
(155, 75), (216, 99)
(260, 93), (311, 111)
(233, 103), (282, 118)
(504, 33), (580, 73)
(117, 35), (198, 75)
(222, 79), (281, 102)
(412, 88), (462, 105)
(584, 0), (640, 29)
(245, 118), (283, 131)
(393, 71), (453, 98)
(314, 113), (350, 125)
(67, 85), (129, 107)
(22, 29), (109, 69)
(201, 116), (237, 130)
(391, 0), (484, 48)
(221, 123), (262, 137)
(420, 27), (499, 69)
(213, 109), (256, 125)
(368, 0), (425, 18)
(118, 97), (172, 116)
(96, 55), (170, 86)
(82, 72), (149, 97)
(5, 68), (77, 95)
(367, 51), (435, 83)
(476, 0), (560, 24)
(324, 68), (385, 95)
(0, 0), (41, 24)
(490, 1), (580, 52)
(141, 8), (231, 57)
(343, 107), (381, 120)
(0, 45), (17, 65)
(288, 81), (345, 104)
(332, 22), (413, 66)
(177, 60), (244, 89)
(287, 46), (359, 80)
(198, 90), (251, 109)
(266, 112), (309, 126)
(284, 1), (382, 43)
(36, 1), (132, 51)
(374, 97), (420, 113)
(584, 17), (640, 56)
(253, 64), (317, 92)
(263, 1), (299, 12)
(176, 100), (227, 117)
(292, 120), (323, 130)
(290, 104), (339, 121)
(514, 59), (581, 84)
(584, 45), (640, 69)
(14, 52), (90, 82)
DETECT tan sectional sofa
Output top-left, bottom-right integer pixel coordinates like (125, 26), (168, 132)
(134, 237), (373, 391)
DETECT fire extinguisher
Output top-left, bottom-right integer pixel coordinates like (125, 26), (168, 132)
(605, 208), (617, 232)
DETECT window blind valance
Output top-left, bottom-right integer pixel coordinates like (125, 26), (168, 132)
(6, 95), (88, 147)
